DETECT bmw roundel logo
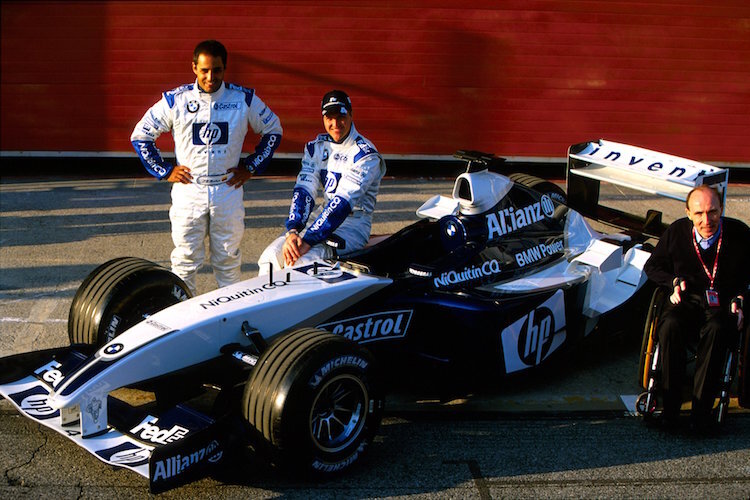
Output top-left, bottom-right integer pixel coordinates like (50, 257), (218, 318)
(103, 343), (124, 355)
(445, 222), (457, 237)
(186, 100), (199, 113)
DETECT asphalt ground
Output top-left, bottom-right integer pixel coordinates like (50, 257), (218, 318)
(2, 410), (749, 499)
(1, 173), (749, 497)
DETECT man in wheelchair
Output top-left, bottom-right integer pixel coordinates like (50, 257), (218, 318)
(643, 185), (750, 431)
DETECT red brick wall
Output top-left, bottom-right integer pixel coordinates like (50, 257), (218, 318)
(2, 1), (749, 163)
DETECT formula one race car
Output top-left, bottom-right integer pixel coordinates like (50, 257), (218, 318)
(0, 140), (734, 492)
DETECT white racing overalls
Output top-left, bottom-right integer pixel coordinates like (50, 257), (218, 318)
(131, 80), (282, 293)
(258, 123), (385, 274)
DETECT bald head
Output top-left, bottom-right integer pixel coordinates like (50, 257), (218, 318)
(686, 185), (721, 210)
(685, 185), (722, 239)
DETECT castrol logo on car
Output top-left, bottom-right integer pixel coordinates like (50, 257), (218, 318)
(318, 310), (413, 344)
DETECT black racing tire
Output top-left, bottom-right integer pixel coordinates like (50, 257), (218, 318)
(68, 257), (192, 346)
(242, 328), (384, 476)
(508, 172), (567, 205)
(638, 287), (668, 390)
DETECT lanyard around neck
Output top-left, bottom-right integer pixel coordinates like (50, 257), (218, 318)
(691, 228), (722, 289)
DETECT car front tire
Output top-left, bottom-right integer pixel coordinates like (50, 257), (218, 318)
(242, 327), (384, 476)
(68, 257), (191, 346)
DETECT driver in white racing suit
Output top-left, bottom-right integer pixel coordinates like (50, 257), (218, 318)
(258, 90), (385, 274)
(131, 40), (282, 295)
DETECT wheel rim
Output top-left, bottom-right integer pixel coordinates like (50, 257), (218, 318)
(309, 374), (368, 453)
(636, 392), (656, 415)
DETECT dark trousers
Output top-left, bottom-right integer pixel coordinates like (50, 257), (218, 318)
(657, 293), (734, 419)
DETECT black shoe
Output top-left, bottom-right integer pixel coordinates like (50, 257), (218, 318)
(660, 392), (682, 430)
(651, 410), (682, 432)
(689, 397), (719, 435)
(689, 412), (717, 436)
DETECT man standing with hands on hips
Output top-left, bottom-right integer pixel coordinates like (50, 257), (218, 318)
(644, 185), (750, 431)
(131, 39), (282, 295)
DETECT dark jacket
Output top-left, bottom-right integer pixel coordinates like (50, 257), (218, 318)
(644, 217), (750, 306)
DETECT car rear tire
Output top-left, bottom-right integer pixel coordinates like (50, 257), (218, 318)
(242, 327), (384, 476)
(509, 173), (567, 205)
(68, 257), (192, 346)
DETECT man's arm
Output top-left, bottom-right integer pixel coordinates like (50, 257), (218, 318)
(300, 194), (352, 247)
(286, 187), (315, 233)
(281, 142), (323, 265)
(301, 150), (384, 247)
(227, 91), (283, 187)
(644, 224), (686, 304)
(245, 131), (282, 175)
(730, 220), (750, 329)
(130, 97), (176, 180)
(644, 225), (677, 289)
(336, 141), (384, 209)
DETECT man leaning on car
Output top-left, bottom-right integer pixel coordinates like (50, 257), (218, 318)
(644, 185), (750, 432)
(257, 90), (386, 273)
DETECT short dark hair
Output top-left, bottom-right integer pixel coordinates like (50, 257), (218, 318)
(193, 40), (227, 67)
(686, 184), (722, 208)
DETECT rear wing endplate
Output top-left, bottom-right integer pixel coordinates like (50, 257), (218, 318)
(566, 139), (728, 238)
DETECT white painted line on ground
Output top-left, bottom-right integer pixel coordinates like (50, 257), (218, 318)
(28, 298), (59, 323)
(0, 317), (66, 323)
(0, 286), (78, 302)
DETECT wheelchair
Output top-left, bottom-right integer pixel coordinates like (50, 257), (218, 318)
(636, 287), (750, 425)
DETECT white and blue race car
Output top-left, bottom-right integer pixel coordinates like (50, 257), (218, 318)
(0, 140), (733, 492)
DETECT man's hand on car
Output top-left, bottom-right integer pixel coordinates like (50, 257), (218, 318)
(282, 231), (311, 266)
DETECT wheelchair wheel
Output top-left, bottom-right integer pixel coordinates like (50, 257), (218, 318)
(636, 343), (661, 420)
(636, 391), (657, 417)
(638, 287), (668, 390)
(739, 322), (750, 409)
(716, 348), (738, 425)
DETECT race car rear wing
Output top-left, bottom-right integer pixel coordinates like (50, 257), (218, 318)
(566, 139), (728, 238)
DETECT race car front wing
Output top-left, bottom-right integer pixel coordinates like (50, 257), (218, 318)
(0, 346), (230, 493)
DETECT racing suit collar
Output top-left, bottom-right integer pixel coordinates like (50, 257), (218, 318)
(194, 78), (226, 100)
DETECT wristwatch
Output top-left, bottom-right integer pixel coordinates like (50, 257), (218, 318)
(285, 229), (299, 238)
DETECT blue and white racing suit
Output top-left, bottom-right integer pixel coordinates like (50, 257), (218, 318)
(258, 123), (385, 273)
(131, 80), (282, 294)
